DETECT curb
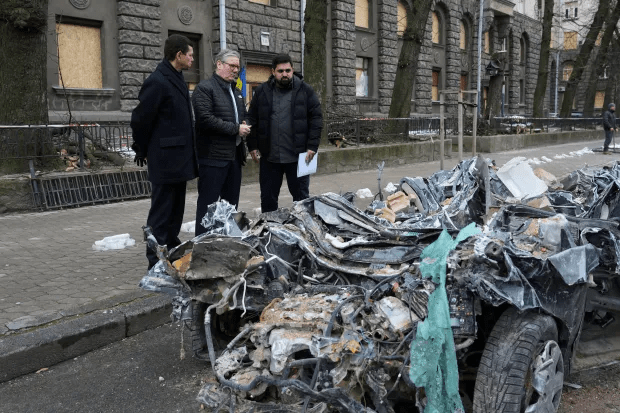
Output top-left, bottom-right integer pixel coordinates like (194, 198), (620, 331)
(0, 294), (172, 383)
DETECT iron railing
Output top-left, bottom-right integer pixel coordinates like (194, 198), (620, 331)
(0, 123), (133, 164)
(325, 117), (460, 146)
(491, 116), (608, 133)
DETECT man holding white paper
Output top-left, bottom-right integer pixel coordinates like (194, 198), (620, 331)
(247, 54), (323, 213)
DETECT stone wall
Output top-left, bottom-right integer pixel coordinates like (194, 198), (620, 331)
(330, 0), (357, 110)
(117, 0), (162, 112)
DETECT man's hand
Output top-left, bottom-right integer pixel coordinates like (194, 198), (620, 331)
(251, 149), (260, 163)
(239, 121), (251, 138)
(131, 142), (147, 167)
(134, 154), (147, 167)
(305, 150), (316, 165)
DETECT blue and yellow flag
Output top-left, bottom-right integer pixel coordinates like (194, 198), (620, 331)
(236, 67), (246, 97)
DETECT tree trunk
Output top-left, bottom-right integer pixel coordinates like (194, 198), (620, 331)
(302, 0), (328, 144)
(532, 0), (554, 117)
(0, 0), (49, 125)
(388, 0), (433, 118)
(559, 0), (609, 117)
(582, 1), (620, 117)
(603, 36), (620, 110)
(485, 75), (503, 119)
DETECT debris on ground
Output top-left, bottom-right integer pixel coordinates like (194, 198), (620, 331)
(140, 157), (620, 413)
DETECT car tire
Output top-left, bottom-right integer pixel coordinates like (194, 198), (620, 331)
(189, 300), (231, 361)
(473, 307), (564, 413)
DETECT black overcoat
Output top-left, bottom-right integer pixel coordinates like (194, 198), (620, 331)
(130, 59), (198, 184)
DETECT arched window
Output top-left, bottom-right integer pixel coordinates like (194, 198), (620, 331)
(460, 20), (468, 50)
(520, 36), (527, 64)
(397, 1), (407, 37)
(563, 62), (574, 81)
(355, 0), (370, 29)
(432, 11), (442, 44)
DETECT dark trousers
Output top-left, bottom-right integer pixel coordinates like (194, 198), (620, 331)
(259, 158), (310, 213)
(146, 181), (187, 270)
(604, 129), (614, 151)
(195, 158), (242, 235)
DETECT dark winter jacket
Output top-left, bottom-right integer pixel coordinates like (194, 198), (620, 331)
(192, 73), (247, 161)
(603, 110), (616, 131)
(130, 59), (197, 185)
(246, 73), (322, 158)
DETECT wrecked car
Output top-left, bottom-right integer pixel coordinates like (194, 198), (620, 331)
(140, 156), (620, 413)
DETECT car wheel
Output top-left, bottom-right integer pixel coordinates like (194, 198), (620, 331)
(189, 300), (231, 361)
(473, 307), (564, 413)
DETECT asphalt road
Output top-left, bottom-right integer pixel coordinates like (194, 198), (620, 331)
(0, 323), (208, 413)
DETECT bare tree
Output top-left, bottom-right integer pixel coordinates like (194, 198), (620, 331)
(559, 0), (609, 117)
(0, 0), (49, 125)
(582, 1), (620, 116)
(388, 0), (433, 118)
(302, 0), (328, 110)
(532, 0), (554, 117)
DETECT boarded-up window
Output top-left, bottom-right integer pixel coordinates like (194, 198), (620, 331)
(432, 70), (439, 101)
(484, 31), (490, 54)
(460, 75), (467, 91)
(355, 0), (370, 29)
(56, 22), (102, 88)
(249, 0), (270, 4)
(397, 1), (407, 37)
(595, 91), (605, 108)
(564, 31), (578, 49)
(356, 57), (370, 97)
(245, 64), (271, 105)
(483, 86), (488, 112)
(460, 21), (467, 50)
(563, 63), (573, 81)
(432, 12), (440, 44)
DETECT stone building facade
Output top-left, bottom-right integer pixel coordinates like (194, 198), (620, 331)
(45, 0), (544, 122)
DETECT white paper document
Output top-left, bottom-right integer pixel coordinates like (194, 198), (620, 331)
(297, 152), (318, 177)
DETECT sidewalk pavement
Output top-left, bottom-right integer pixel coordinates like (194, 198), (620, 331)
(1, 141), (619, 382)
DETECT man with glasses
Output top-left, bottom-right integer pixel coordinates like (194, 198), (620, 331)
(192, 49), (251, 235)
(247, 54), (323, 213)
(130, 34), (198, 270)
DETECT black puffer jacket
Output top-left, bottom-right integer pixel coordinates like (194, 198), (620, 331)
(246, 73), (322, 157)
(192, 73), (246, 160)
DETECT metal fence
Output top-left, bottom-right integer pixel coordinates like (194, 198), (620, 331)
(0, 123), (133, 164)
(491, 116), (606, 133)
(326, 117), (460, 146)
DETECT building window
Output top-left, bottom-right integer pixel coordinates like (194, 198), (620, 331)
(355, 0), (370, 29)
(169, 30), (201, 90)
(596, 31), (603, 46)
(563, 62), (573, 81)
(483, 31), (490, 54)
(519, 80), (525, 104)
(564, 31), (578, 50)
(595, 91), (605, 109)
(432, 70), (440, 101)
(483, 86), (488, 112)
(356, 57), (370, 97)
(56, 22), (102, 88)
(599, 65), (609, 80)
(460, 21), (467, 50)
(520, 37), (527, 64)
(397, 1), (407, 37)
(249, 0), (271, 4)
(460, 75), (467, 91)
(245, 64), (271, 106)
(432, 12), (441, 44)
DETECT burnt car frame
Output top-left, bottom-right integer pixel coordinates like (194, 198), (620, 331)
(141, 157), (620, 413)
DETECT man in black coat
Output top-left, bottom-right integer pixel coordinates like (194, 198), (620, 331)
(603, 102), (616, 154)
(130, 34), (198, 270)
(192, 49), (251, 236)
(247, 54), (323, 213)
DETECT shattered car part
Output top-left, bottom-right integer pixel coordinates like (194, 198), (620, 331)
(141, 157), (620, 413)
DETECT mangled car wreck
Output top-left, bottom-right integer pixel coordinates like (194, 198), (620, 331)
(140, 156), (620, 413)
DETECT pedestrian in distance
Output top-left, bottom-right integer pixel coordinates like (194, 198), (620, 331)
(192, 49), (251, 236)
(247, 53), (323, 213)
(130, 34), (198, 270)
(603, 102), (616, 154)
